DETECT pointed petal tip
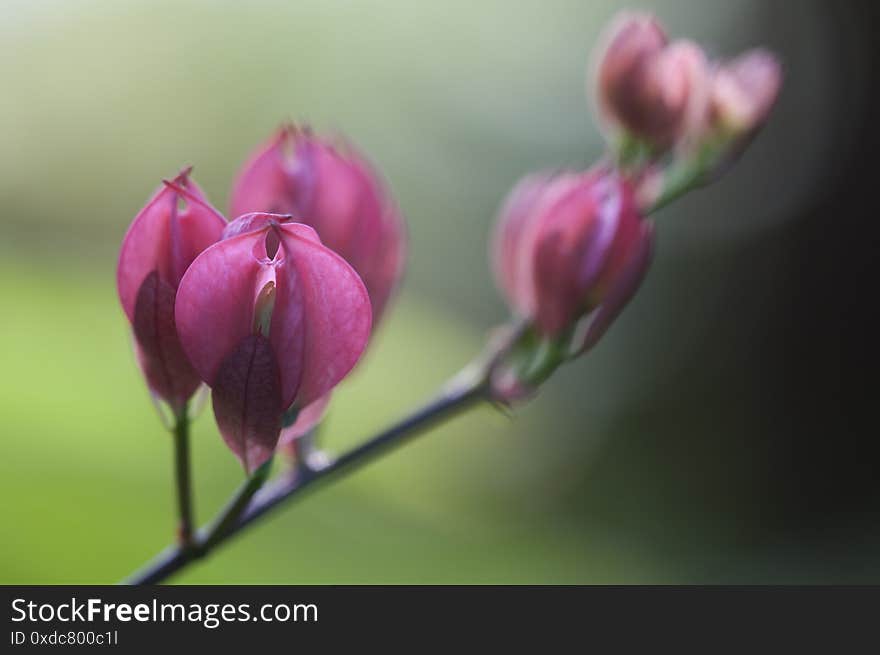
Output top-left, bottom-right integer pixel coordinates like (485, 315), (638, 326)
(222, 212), (301, 241)
(161, 178), (189, 196)
(173, 165), (194, 183)
(161, 177), (227, 224)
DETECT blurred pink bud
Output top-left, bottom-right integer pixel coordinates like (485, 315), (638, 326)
(646, 41), (712, 145)
(175, 217), (371, 472)
(492, 168), (653, 341)
(595, 13), (710, 147)
(491, 171), (557, 319)
(230, 125), (406, 325)
(709, 49), (782, 137)
(117, 168), (227, 413)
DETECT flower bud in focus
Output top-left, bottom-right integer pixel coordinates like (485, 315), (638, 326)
(230, 125), (406, 325)
(594, 12), (709, 150)
(174, 215), (371, 472)
(117, 168), (226, 414)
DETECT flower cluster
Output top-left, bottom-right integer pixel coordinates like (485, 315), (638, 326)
(489, 12), (781, 395)
(113, 10), (784, 583)
(118, 130), (406, 471)
(117, 11), (780, 469)
(595, 11), (781, 160)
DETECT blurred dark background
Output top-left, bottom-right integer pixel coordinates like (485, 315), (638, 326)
(1, 0), (878, 582)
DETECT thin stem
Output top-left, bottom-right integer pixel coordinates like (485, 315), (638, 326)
(122, 539), (197, 585)
(122, 371), (489, 585)
(647, 158), (704, 214)
(236, 376), (488, 531)
(172, 405), (195, 549)
(200, 459), (272, 551)
(613, 130), (657, 172)
(122, 322), (527, 585)
(646, 140), (729, 214)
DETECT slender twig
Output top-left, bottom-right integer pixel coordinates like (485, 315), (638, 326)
(123, 368), (490, 584)
(172, 405), (195, 548)
(200, 459), (272, 551)
(646, 143), (724, 214)
(236, 376), (488, 530)
(123, 322), (527, 585)
(123, 536), (199, 584)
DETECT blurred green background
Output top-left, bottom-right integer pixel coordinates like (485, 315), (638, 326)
(2, 0), (878, 583)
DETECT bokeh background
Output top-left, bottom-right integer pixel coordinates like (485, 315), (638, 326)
(1, 0), (878, 583)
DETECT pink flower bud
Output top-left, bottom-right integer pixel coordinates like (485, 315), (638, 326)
(492, 168), (653, 342)
(174, 216), (371, 472)
(491, 171), (557, 319)
(230, 125), (406, 325)
(594, 13), (710, 148)
(117, 168), (227, 413)
(646, 40), (712, 146)
(709, 49), (782, 137)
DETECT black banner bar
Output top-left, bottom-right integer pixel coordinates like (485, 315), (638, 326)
(2, 586), (876, 650)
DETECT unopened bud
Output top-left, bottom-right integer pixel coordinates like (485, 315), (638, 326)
(230, 125), (406, 326)
(709, 49), (782, 137)
(117, 168), (226, 414)
(594, 13), (709, 149)
(492, 167), (653, 340)
(175, 220), (372, 472)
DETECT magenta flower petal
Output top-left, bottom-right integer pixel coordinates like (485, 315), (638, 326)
(491, 167), (652, 346)
(491, 171), (557, 318)
(530, 171), (623, 334)
(710, 49), (782, 136)
(301, 139), (384, 275)
(175, 219), (371, 469)
(211, 334), (282, 473)
(117, 170), (226, 321)
(131, 271), (202, 409)
(174, 230), (272, 389)
(595, 12), (668, 139)
(366, 200), (407, 322)
(222, 212), (295, 241)
(576, 220), (655, 355)
(230, 125), (406, 326)
(116, 168), (226, 411)
(176, 221), (371, 408)
(272, 222), (372, 408)
(308, 139), (406, 322)
(229, 129), (297, 219)
(594, 13), (711, 148)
